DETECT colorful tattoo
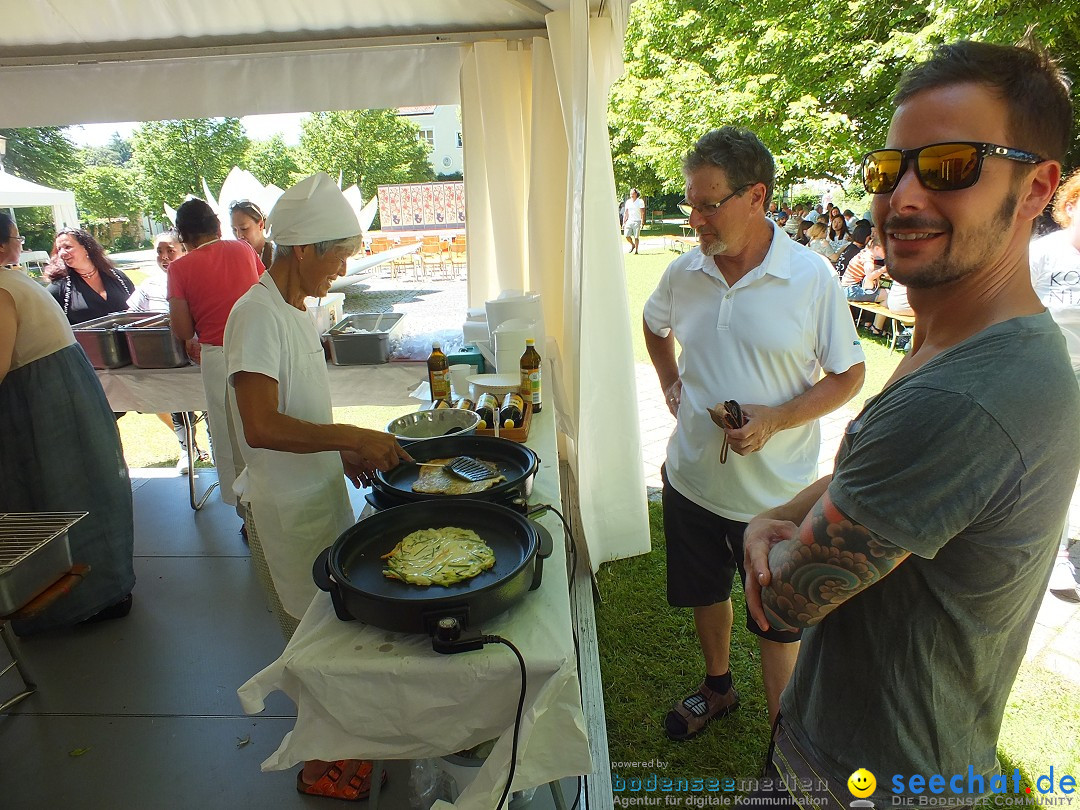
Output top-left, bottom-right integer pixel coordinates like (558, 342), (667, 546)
(760, 491), (909, 630)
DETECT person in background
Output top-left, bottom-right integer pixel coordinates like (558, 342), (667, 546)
(1030, 166), (1080, 602)
(842, 208), (858, 230)
(225, 172), (411, 800)
(230, 199), (274, 269)
(644, 127), (864, 740)
(0, 212), (135, 634)
(128, 229), (206, 474)
(841, 229), (889, 303)
(623, 188), (646, 254)
(832, 218), (872, 279)
(793, 218), (815, 245)
(44, 228), (134, 325)
(805, 221), (831, 258)
(742, 37), (1077, 806)
(168, 198), (262, 513)
(825, 211), (850, 260)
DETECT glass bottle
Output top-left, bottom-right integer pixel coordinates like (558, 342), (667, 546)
(500, 392), (525, 428)
(427, 341), (451, 404)
(519, 338), (542, 413)
(474, 393), (499, 429)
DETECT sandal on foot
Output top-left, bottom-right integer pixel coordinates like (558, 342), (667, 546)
(664, 681), (739, 741)
(296, 760), (387, 802)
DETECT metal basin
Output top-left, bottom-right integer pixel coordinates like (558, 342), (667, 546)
(386, 408), (480, 441)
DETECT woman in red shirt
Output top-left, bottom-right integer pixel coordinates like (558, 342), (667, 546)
(168, 199), (262, 512)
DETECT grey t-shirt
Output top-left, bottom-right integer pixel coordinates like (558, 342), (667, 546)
(781, 311), (1079, 804)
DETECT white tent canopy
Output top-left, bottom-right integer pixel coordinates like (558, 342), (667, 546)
(0, 170), (79, 232)
(0, 0), (650, 569)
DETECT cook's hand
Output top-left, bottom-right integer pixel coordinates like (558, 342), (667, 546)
(663, 379), (682, 417)
(341, 451), (375, 489)
(743, 517), (798, 632)
(724, 403), (783, 455)
(353, 428), (413, 471)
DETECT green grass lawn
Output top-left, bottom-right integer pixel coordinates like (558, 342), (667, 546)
(604, 245), (1080, 802)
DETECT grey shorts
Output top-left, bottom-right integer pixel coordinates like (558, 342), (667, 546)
(623, 221), (641, 238)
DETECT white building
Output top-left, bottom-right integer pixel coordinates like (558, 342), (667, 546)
(397, 105), (463, 177)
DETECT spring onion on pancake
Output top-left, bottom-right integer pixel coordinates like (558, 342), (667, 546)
(381, 527), (496, 586)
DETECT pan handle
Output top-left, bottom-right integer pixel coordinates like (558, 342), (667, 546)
(529, 522), (554, 592)
(313, 547), (334, 592)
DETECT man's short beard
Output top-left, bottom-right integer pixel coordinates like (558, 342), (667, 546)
(700, 234), (728, 256)
(887, 188), (1020, 289)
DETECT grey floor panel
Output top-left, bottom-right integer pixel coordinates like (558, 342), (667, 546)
(131, 471), (249, 558)
(0, 713), (416, 809)
(8, 556), (295, 717)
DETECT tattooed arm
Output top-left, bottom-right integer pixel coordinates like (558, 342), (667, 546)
(744, 486), (910, 631)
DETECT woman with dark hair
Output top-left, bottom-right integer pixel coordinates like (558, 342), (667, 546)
(230, 199), (274, 268)
(44, 228), (135, 325)
(168, 198), (262, 511)
(826, 212), (850, 262)
(0, 212), (135, 633)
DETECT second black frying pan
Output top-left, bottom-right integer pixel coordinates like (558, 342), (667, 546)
(376, 435), (539, 502)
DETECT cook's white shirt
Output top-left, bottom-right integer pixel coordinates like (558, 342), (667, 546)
(224, 274), (354, 616)
(644, 220), (864, 521)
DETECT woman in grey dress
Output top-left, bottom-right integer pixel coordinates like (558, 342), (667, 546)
(0, 212), (135, 633)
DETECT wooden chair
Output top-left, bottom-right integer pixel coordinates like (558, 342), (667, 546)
(392, 237), (421, 280)
(419, 240), (448, 278)
(447, 239), (467, 279)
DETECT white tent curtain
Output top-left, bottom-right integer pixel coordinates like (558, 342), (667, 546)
(0, 171), (80, 232)
(460, 7), (650, 569)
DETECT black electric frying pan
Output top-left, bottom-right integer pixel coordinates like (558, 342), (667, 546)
(313, 499), (552, 634)
(375, 435), (539, 502)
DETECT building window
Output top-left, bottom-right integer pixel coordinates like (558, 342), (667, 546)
(419, 129), (435, 149)
(456, 132), (463, 148)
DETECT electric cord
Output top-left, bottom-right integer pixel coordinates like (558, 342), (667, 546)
(485, 635), (527, 810)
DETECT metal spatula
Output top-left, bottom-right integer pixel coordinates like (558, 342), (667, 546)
(413, 456), (499, 482)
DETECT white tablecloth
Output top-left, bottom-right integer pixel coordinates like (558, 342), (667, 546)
(96, 362), (425, 413)
(236, 406), (591, 808)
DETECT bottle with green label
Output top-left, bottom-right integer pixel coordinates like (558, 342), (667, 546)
(427, 341), (451, 404)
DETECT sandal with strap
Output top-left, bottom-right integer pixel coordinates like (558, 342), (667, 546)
(664, 681), (739, 741)
(296, 760), (388, 802)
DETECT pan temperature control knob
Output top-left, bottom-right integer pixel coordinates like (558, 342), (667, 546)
(432, 616), (485, 654)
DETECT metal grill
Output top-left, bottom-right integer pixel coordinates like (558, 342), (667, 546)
(0, 513), (87, 572)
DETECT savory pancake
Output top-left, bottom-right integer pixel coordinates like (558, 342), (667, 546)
(381, 527), (496, 586)
(411, 457), (506, 495)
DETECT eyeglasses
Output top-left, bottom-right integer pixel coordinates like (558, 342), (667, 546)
(678, 184), (752, 218)
(860, 141), (1044, 195)
(6, 235), (25, 246)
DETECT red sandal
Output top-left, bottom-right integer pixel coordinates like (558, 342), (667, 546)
(296, 760), (388, 802)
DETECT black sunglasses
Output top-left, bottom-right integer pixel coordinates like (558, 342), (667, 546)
(678, 184), (752, 218)
(860, 141), (1044, 195)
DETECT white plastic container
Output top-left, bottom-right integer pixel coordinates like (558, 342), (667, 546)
(304, 292), (345, 335)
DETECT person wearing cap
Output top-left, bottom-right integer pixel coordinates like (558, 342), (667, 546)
(224, 172), (411, 800)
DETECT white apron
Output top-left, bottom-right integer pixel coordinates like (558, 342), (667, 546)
(199, 344), (245, 506)
(228, 277), (356, 619)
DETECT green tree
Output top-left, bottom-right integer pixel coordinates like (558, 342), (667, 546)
(72, 165), (145, 222)
(609, 1), (1080, 195)
(78, 134), (134, 168)
(130, 118), (249, 213)
(297, 109), (434, 201)
(242, 134), (301, 188)
(0, 127), (80, 188)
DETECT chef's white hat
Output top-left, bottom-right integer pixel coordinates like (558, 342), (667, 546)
(266, 172), (361, 246)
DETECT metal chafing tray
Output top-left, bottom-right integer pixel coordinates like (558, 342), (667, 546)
(72, 311), (150, 369)
(120, 313), (190, 368)
(0, 512), (85, 616)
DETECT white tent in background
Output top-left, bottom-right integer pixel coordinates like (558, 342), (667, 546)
(0, 170), (79, 232)
(341, 185), (378, 232)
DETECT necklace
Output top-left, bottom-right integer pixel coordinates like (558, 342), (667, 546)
(74, 268), (99, 279)
(195, 238), (221, 250)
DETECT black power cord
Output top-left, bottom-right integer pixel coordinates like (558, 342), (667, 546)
(432, 621), (527, 810)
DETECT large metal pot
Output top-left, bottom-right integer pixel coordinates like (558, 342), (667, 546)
(313, 499), (552, 634)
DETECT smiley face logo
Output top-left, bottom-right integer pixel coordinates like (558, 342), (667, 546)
(848, 768), (876, 798)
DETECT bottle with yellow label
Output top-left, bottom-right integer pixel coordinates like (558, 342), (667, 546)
(427, 341), (451, 404)
(519, 338), (542, 413)
(453, 397), (475, 412)
(500, 392), (525, 429)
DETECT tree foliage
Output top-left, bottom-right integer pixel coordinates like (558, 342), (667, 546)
(609, 1), (1080, 196)
(242, 134), (302, 189)
(78, 134), (133, 168)
(297, 109), (434, 201)
(0, 127), (80, 188)
(130, 118), (249, 214)
(72, 165), (145, 222)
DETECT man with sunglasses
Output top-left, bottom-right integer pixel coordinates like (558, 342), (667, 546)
(742, 39), (1079, 809)
(643, 127), (864, 741)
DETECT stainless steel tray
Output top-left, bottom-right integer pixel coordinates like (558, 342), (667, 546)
(121, 313), (190, 369)
(0, 512), (84, 615)
(72, 312), (149, 369)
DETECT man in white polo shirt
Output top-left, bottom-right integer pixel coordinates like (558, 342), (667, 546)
(643, 127), (864, 741)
